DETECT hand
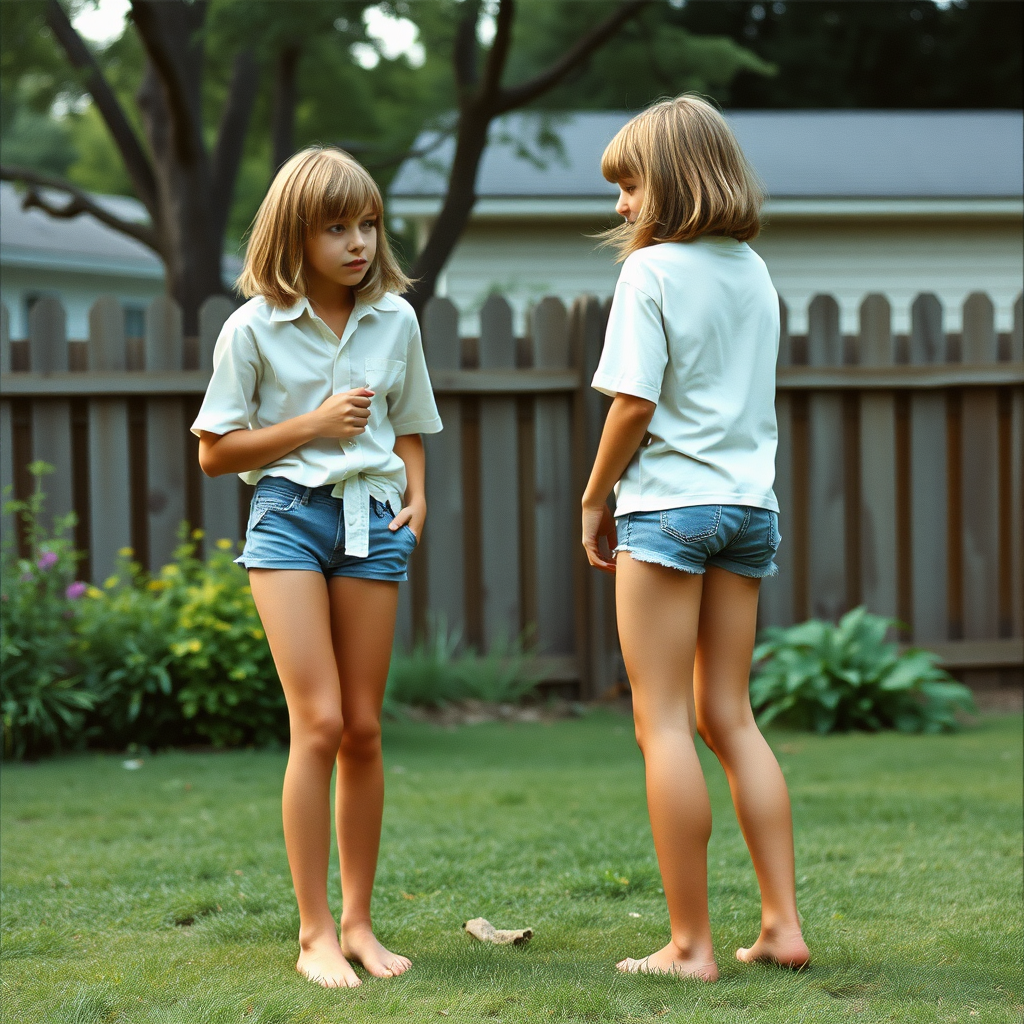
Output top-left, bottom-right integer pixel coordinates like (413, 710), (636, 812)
(390, 497), (425, 545)
(310, 388), (374, 439)
(582, 502), (617, 574)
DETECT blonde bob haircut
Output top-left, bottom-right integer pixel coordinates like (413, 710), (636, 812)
(237, 146), (410, 307)
(599, 94), (765, 261)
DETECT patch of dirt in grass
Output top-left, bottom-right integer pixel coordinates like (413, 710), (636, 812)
(396, 698), (592, 727)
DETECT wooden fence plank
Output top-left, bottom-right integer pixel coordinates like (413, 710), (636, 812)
(960, 293), (1000, 643)
(197, 296), (240, 555)
(908, 294), (949, 641)
(760, 297), (793, 627)
(86, 297), (132, 581)
(28, 297), (74, 528)
(478, 295), (520, 648)
(806, 295), (846, 621)
(531, 297), (574, 655)
(1011, 294), (1024, 638)
(144, 296), (186, 572)
(1, 304), (12, 539)
(858, 294), (898, 620)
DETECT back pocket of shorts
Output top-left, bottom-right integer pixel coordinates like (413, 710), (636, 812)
(660, 505), (721, 543)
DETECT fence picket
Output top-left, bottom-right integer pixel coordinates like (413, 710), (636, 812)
(1, 304), (11, 538)
(478, 295), (520, 646)
(960, 293), (1000, 643)
(806, 295), (846, 621)
(1010, 294), (1024, 639)
(761, 297), (793, 627)
(144, 296), (186, 571)
(531, 297), (574, 655)
(28, 297), (74, 527)
(858, 294), (898, 620)
(197, 296), (240, 555)
(86, 297), (132, 581)
(907, 295), (949, 641)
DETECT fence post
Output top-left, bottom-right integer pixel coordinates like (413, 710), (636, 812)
(760, 296), (793, 628)
(907, 294), (949, 642)
(144, 295), (186, 571)
(806, 294), (847, 621)
(858, 294), (898, 621)
(198, 296), (240, 557)
(1010, 294), (1024, 639)
(422, 296), (465, 650)
(28, 297), (74, 528)
(960, 293), (1000, 649)
(478, 294), (519, 649)
(87, 296), (132, 581)
(1, 304), (11, 540)
(531, 297), (574, 656)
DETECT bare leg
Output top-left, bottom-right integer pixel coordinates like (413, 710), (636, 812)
(694, 566), (809, 968)
(614, 553), (718, 981)
(247, 569), (361, 989)
(328, 576), (411, 978)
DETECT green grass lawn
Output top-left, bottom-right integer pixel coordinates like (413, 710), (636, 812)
(2, 712), (1021, 1024)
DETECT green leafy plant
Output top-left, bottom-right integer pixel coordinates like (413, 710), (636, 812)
(0, 464), (94, 758)
(749, 607), (976, 734)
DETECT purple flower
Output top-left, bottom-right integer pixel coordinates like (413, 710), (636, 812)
(66, 581), (87, 600)
(36, 551), (59, 571)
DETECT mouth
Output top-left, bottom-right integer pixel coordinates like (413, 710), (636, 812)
(344, 259), (367, 270)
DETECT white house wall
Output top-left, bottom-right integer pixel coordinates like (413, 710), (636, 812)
(425, 216), (1023, 337)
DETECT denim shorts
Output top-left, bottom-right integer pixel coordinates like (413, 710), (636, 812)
(236, 477), (416, 581)
(614, 504), (780, 578)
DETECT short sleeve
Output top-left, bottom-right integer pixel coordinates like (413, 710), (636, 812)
(591, 278), (668, 404)
(190, 321), (260, 437)
(388, 319), (443, 435)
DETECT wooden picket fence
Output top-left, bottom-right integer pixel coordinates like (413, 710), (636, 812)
(1, 290), (1022, 694)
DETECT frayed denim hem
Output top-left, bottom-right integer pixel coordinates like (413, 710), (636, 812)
(614, 544), (704, 575)
(706, 557), (780, 580)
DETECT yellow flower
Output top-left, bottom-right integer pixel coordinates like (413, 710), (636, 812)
(146, 579), (167, 592)
(103, 576), (119, 590)
(161, 564), (179, 577)
(86, 586), (103, 599)
(187, 638), (202, 653)
(191, 528), (205, 540)
(118, 547), (134, 558)
(216, 538), (233, 551)
(249, 627), (265, 641)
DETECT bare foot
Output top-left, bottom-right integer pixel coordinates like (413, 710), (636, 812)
(736, 927), (810, 969)
(616, 941), (718, 982)
(341, 923), (411, 979)
(296, 933), (362, 988)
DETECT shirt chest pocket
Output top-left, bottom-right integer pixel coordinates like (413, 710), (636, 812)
(364, 358), (405, 428)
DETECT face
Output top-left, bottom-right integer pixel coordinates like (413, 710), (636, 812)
(615, 177), (644, 224)
(303, 206), (378, 288)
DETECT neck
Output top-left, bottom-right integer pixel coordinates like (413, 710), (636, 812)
(304, 275), (355, 315)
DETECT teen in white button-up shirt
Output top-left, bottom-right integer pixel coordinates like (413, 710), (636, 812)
(191, 290), (441, 557)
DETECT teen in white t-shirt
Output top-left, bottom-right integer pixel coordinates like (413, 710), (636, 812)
(582, 95), (810, 981)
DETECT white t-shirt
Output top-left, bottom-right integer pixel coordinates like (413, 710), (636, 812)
(592, 237), (780, 516)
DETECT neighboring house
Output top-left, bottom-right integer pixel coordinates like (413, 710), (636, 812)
(390, 110), (1024, 335)
(0, 182), (239, 340)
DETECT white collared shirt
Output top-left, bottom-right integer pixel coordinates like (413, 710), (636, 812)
(191, 292), (442, 557)
(593, 238), (780, 515)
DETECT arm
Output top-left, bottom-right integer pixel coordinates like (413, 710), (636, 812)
(581, 393), (656, 573)
(198, 388), (374, 477)
(390, 434), (426, 541)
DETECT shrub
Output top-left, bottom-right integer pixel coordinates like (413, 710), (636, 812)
(749, 606), (976, 734)
(0, 464), (95, 758)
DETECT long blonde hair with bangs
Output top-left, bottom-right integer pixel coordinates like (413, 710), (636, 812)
(237, 146), (410, 307)
(599, 95), (765, 262)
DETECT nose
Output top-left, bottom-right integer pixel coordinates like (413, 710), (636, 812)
(615, 191), (629, 217)
(349, 230), (365, 252)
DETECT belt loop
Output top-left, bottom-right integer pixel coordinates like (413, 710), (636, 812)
(301, 487), (311, 506)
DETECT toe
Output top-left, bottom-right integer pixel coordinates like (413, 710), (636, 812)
(735, 947), (752, 963)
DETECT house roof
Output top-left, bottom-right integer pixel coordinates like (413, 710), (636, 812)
(390, 110), (1024, 204)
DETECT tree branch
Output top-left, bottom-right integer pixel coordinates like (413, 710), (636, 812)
(454, 0), (481, 96)
(0, 165), (162, 254)
(129, 0), (207, 164)
(211, 47), (259, 228)
(479, 0), (516, 104)
(43, 0), (159, 219)
(496, 0), (650, 114)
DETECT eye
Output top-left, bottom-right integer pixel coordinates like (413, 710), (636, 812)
(327, 223), (344, 233)
(361, 219), (377, 231)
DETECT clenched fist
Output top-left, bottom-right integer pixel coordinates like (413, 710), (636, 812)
(310, 388), (374, 439)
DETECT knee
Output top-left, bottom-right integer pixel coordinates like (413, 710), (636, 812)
(294, 711), (344, 762)
(339, 719), (382, 764)
(696, 705), (755, 757)
(632, 708), (690, 754)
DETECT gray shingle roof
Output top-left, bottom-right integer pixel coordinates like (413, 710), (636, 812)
(390, 110), (1024, 200)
